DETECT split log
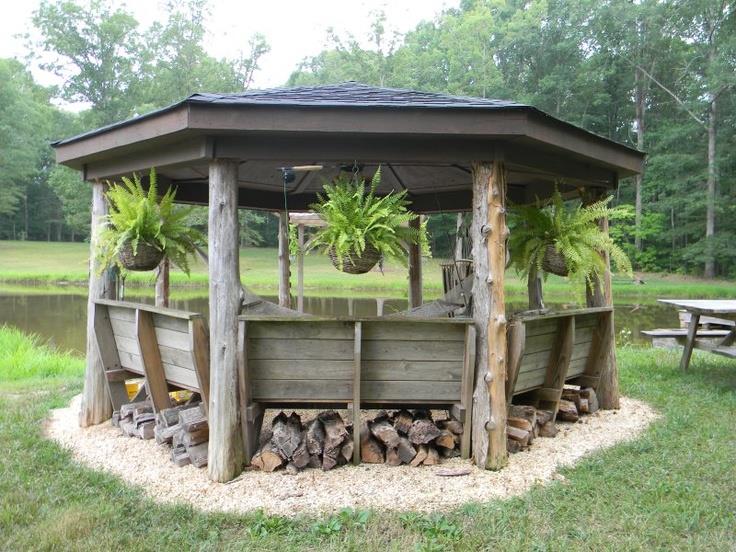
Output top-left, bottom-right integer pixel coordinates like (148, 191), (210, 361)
(251, 442), (284, 472)
(272, 412), (302, 460)
(410, 445), (428, 467)
(171, 444), (191, 466)
(507, 417), (534, 438)
(179, 405), (207, 432)
(557, 399), (579, 422)
(285, 462), (299, 475)
(397, 437), (417, 464)
(438, 419), (464, 435)
(393, 409), (414, 435)
(111, 411), (120, 427)
(580, 388), (599, 413)
(120, 400), (151, 420)
(187, 442), (208, 468)
(538, 421), (558, 438)
(154, 423), (181, 445)
(579, 398), (590, 414)
(340, 438), (354, 464)
(408, 417), (441, 445)
(360, 423), (385, 464)
(435, 429), (456, 451)
(370, 419), (401, 449)
(308, 454), (322, 469)
(423, 446), (440, 465)
(385, 446), (402, 466)
(180, 426), (209, 447)
(305, 418), (325, 456)
(535, 409), (554, 426)
(507, 438), (522, 453)
(292, 431), (311, 469)
(561, 389), (582, 413)
(320, 411), (348, 470)
(506, 425), (531, 447)
(139, 421), (155, 440)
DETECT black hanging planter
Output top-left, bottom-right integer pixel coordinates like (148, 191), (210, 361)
(328, 243), (381, 274)
(118, 241), (164, 272)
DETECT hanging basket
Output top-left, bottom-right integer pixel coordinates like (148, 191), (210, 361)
(542, 244), (569, 277)
(118, 240), (164, 271)
(328, 243), (381, 274)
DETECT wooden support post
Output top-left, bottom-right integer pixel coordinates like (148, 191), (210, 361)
(460, 324), (476, 459)
(585, 189), (619, 409)
(93, 304), (129, 411)
(155, 258), (170, 308)
(527, 264), (545, 311)
(238, 319), (263, 464)
(470, 160), (508, 470)
(207, 158), (244, 482)
(278, 211), (291, 309)
(408, 216), (423, 308)
(189, 317), (210, 415)
(505, 319), (526, 401)
(680, 313), (700, 371)
(297, 224), (305, 313)
(571, 310), (613, 389)
(454, 212), (465, 261)
(536, 316), (574, 418)
(135, 310), (172, 413)
(352, 321), (362, 465)
(80, 181), (117, 427)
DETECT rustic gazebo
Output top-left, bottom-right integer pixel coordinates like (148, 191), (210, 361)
(53, 83), (644, 482)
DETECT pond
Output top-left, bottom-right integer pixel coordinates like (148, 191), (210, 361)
(0, 288), (675, 354)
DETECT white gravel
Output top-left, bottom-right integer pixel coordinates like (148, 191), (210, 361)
(45, 396), (658, 517)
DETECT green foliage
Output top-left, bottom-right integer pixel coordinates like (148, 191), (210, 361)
(97, 169), (203, 275)
(0, 325), (83, 381)
(308, 169), (428, 269)
(509, 190), (633, 289)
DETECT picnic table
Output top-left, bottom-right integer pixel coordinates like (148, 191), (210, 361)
(658, 300), (736, 370)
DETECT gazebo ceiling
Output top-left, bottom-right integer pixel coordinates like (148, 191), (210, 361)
(52, 82), (645, 212)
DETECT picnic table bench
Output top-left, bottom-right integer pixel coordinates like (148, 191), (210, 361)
(646, 300), (736, 370)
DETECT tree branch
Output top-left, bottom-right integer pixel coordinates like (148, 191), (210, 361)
(632, 62), (706, 127)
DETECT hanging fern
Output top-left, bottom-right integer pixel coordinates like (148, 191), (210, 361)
(97, 168), (204, 275)
(308, 168), (429, 270)
(508, 189), (632, 290)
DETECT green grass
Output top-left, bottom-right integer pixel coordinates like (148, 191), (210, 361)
(0, 326), (734, 550)
(0, 326), (84, 382)
(3, 240), (736, 302)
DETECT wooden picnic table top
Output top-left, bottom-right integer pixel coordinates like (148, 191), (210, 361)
(658, 299), (736, 317)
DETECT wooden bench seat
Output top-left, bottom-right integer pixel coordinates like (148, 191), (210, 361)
(93, 299), (210, 414)
(641, 328), (731, 338)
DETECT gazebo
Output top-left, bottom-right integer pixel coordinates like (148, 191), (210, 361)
(53, 82), (644, 482)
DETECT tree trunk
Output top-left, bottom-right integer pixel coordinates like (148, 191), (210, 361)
(79, 182), (117, 427)
(470, 160), (508, 470)
(155, 258), (170, 308)
(454, 212), (464, 260)
(297, 224), (304, 313)
(634, 66), (646, 252)
(704, 96), (717, 278)
(408, 216), (423, 308)
(207, 159), (244, 482)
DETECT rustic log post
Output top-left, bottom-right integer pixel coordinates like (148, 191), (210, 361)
(585, 188), (619, 410)
(454, 212), (465, 260)
(80, 181), (117, 427)
(207, 159), (244, 482)
(155, 258), (170, 308)
(297, 223), (305, 313)
(408, 216), (423, 308)
(470, 160), (508, 470)
(278, 211), (291, 309)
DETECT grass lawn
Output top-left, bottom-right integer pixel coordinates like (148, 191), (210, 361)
(2, 240), (736, 302)
(1, 326), (734, 550)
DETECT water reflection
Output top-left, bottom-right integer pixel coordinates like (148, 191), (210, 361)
(0, 290), (679, 353)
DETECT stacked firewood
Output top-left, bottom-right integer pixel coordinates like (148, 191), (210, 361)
(251, 408), (464, 473)
(112, 399), (209, 468)
(154, 403), (209, 468)
(506, 387), (599, 453)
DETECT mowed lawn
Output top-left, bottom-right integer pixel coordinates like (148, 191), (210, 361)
(0, 326), (734, 550)
(3, 240), (736, 302)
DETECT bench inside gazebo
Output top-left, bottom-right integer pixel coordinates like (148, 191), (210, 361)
(53, 82), (644, 482)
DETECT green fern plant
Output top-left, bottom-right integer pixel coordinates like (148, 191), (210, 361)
(97, 168), (204, 275)
(508, 189), (632, 289)
(308, 168), (429, 269)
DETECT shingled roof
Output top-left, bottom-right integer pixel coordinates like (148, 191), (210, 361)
(186, 82), (528, 109)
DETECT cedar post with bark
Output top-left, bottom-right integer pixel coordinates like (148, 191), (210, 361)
(470, 160), (508, 470)
(207, 159), (245, 482)
(80, 181), (117, 427)
(278, 212), (291, 309)
(585, 188), (619, 410)
(408, 215), (423, 308)
(155, 258), (170, 308)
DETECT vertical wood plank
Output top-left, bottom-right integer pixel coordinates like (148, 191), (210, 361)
(80, 181), (117, 426)
(537, 316), (574, 418)
(505, 319), (526, 400)
(93, 304), (129, 411)
(297, 223), (305, 313)
(408, 216), (423, 308)
(136, 309), (172, 413)
(155, 258), (170, 308)
(207, 158), (244, 482)
(190, 318), (211, 414)
(238, 319), (259, 465)
(460, 324), (476, 459)
(352, 321), (362, 465)
(278, 211), (291, 309)
(471, 159), (508, 470)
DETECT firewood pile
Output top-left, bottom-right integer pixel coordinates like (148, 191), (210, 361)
(112, 399), (209, 468)
(251, 408), (464, 473)
(506, 387), (599, 453)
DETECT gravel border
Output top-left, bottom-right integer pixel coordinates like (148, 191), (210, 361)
(45, 395), (658, 516)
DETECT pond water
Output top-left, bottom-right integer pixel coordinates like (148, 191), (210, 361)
(0, 289), (676, 354)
